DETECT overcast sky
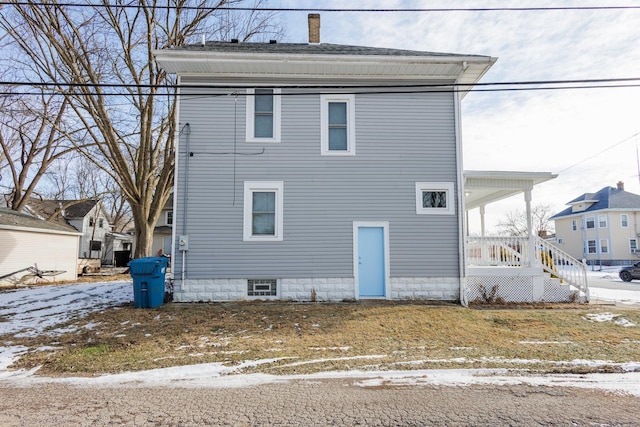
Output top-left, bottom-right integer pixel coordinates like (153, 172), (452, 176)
(274, 0), (640, 233)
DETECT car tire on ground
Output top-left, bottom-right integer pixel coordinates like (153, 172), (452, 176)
(620, 271), (633, 282)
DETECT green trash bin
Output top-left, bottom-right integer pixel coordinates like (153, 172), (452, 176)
(128, 256), (169, 308)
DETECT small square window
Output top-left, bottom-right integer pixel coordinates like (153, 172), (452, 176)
(415, 182), (455, 215)
(243, 181), (284, 241)
(90, 240), (102, 251)
(321, 94), (355, 155)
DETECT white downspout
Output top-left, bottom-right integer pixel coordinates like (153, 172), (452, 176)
(453, 84), (467, 306)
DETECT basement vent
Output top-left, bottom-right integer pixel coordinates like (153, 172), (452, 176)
(248, 279), (277, 297)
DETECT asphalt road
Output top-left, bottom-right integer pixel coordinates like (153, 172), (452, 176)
(1, 380), (638, 426)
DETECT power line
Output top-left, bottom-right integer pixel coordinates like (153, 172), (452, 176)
(2, 77), (640, 97)
(558, 132), (640, 174)
(4, 2), (640, 12)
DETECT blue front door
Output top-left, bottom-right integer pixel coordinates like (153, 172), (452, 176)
(357, 226), (386, 297)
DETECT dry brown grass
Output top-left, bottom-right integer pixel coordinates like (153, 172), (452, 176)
(8, 299), (640, 377)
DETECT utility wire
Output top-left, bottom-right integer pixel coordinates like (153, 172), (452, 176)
(558, 132), (640, 173)
(2, 78), (640, 97)
(3, 2), (640, 12)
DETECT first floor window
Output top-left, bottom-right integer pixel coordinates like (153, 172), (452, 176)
(586, 240), (597, 254)
(243, 181), (284, 241)
(600, 239), (609, 254)
(415, 182), (455, 215)
(90, 240), (102, 251)
(321, 94), (355, 155)
(630, 239), (638, 252)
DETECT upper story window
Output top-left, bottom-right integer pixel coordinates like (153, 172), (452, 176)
(598, 214), (607, 228)
(246, 88), (281, 142)
(415, 182), (455, 215)
(321, 94), (355, 155)
(98, 218), (104, 228)
(571, 219), (577, 231)
(621, 214), (629, 228)
(243, 181), (284, 242)
(166, 211), (173, 225)
(585, 217), (595, 229)
(89, 216), (94, 227)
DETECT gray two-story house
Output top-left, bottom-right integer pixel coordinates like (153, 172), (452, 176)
(154, 16), (498, 303)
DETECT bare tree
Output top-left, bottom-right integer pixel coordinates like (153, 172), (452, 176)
(1, 1), (282, 257)
(0, 89), (86, 211)
(496, 204), (555, 237)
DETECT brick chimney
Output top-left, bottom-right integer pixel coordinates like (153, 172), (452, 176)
(308, 13), (320, 44)
(617, 181), (625, 190)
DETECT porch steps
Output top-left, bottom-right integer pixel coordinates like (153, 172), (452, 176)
(542, 273), (587, 303)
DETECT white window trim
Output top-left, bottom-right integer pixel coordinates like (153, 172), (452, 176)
(166, 211), (173, 225)
(571, 219), (577, 231)
(621, 214), (629, 228)
(585, 216), (595, 229)
(630, 238), (638, 252)
(320, 94), (356, 156)
(586, 239), (597, 254)
(599, 238), (609, 254)
(598, 214), (608, 228)
(243, 181), (284, 242)
(246, 88), (281, 143)
(415, 182), (455, 215)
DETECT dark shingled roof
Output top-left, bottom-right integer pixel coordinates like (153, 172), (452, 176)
(27, 198), (100, 221)
(0, 208), (78, 234)
(171, 41), (484, 58)
(550, 186), (640, 219)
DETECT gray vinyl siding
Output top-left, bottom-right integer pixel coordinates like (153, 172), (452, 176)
(174, 82), (459, 279)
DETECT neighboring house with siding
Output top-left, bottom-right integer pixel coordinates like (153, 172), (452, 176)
(154, 15), (498, 303)
(551, 182), (640, 266)
(0, 208), (80, 285)
(152, 195), (174, 257)
(24, 199), (112, 261)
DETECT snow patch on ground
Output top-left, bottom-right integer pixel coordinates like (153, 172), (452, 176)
(583, 312), (636, 327)
(1, 278), (640, 395)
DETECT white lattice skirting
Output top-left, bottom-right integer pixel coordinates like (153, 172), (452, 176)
(465, 267), (585, 303)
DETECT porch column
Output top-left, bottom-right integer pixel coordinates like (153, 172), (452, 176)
(524, 187), (536, 266)
(479, 205), (486, 237)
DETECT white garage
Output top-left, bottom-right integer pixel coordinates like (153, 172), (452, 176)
(0, 208), (81, 286)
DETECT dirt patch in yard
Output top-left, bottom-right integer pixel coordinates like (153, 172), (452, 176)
(7, 299), (640, 377)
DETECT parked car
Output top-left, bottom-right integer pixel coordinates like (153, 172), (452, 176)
(619, 262), (640, 282)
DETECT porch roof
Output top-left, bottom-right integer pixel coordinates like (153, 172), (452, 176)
(464, 171), (557, 210)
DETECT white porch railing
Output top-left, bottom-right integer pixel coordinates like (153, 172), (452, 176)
(466, 236), (530, 267)
(465, 235), (589, 301)
(534, 235), (589, 300)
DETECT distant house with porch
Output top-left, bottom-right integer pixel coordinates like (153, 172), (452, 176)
(551, 182), (640, 266)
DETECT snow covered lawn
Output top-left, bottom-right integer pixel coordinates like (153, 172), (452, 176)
(1, 276), (640, 396)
